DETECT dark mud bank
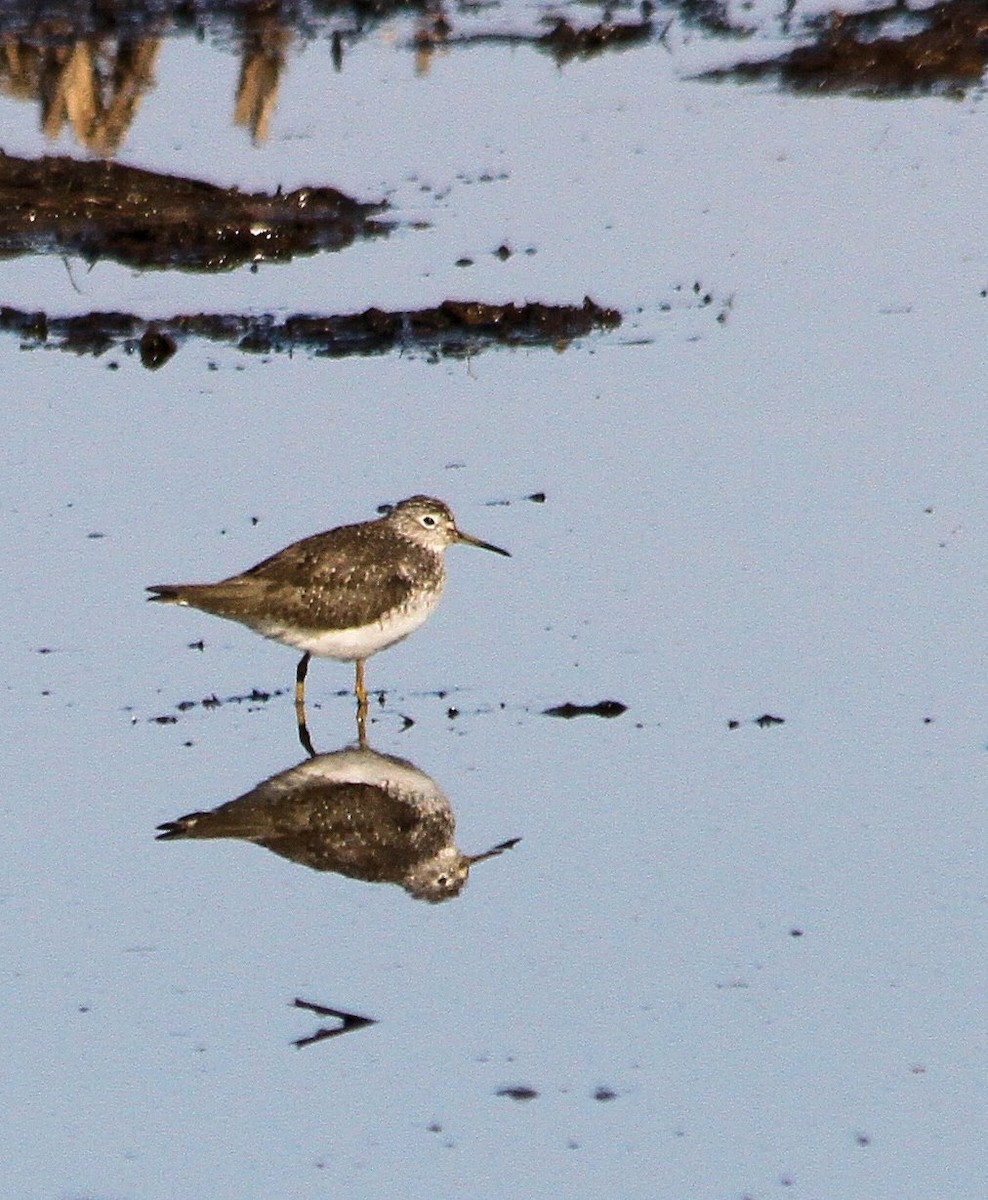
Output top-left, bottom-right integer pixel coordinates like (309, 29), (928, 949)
(0, 152), (386, 271)
(0, 299), (621, 365)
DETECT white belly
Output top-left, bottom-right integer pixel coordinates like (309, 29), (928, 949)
(289, 748), (448, 814)
(254, 599), (436, 661)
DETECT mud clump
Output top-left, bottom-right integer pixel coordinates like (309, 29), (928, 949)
(543, 700), (627, 719)
(0, 298), (620, 364)
(0, 153), (386, 272)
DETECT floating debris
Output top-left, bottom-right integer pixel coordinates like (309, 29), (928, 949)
(151, 688), (285, 720)
(446, 16), (655, 64)
(543, 700), (627, 719)
(496, 1085), (539, 1101)
(292, 998), (376, 1048)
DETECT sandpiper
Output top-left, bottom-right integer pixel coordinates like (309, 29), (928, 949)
(147, 495), (509, 736)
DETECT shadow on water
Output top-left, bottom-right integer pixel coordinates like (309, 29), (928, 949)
(156, 741), (520, 903)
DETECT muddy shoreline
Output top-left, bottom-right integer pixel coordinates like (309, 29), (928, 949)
(0, 152), (386, 270)
(0, 298), (621, 364)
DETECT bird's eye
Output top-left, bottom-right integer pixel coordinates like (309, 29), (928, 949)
(420, 515), (437, 528)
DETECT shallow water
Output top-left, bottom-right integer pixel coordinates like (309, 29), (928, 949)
(2, 4), (987, 1198)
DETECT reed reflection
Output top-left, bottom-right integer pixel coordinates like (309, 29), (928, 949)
(2, 0), (974, 157)
(0, 3), (289, 152)
(157, 743), (518, 902)
(233, 9), (290, 144)
(1, 34), (160, 155)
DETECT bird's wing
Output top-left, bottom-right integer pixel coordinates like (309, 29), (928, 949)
(236, 528), (425, 629)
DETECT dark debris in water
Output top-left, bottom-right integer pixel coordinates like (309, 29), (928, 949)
(292, 997), (376, 1048)
(439, 16), (655, 64)
(539, 17), (655, 63)
(543, 700), (627, 719)
(485, 491), (547, 506)
(139, 329), (178, 370)
(0, 152), (386, 272)
(0, 298), (620, 365)
(728, 713), (786, 728)
(149, 687), (286, 722)
(698, 0), (988, 97)
(496, 1085), (539, 1101)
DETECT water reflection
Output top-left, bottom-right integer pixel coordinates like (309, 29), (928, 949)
(157, 744), (519, 902)
(0, 2), (324, 152)
(0, 4), (680, 155)
(1, 34), (160, 155)
(233, 9), (290, 144)
(7, 0), (966, 157)
(698, 0), (988, 96)
(0, 5), (290, 152)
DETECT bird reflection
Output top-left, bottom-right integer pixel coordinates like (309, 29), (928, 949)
(156, 745), (519, 902)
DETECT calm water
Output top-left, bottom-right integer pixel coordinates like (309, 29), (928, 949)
(2, 5), (987, 1198)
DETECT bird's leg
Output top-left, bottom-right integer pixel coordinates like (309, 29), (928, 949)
(296, 708), (316, 758)
(355, 658), (368, 746)
(295, 652), (311, 707)
(295, 653), (314, 756)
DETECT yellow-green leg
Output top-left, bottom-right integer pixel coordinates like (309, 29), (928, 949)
(355, 658), (368, 746)
(295, 652), (311, 708)
(295, 653), (315, 757)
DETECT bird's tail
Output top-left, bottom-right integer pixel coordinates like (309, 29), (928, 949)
(156, 814), (204, 839)
(146, 584), (183, 604)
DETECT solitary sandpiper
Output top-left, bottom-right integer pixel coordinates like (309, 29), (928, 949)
(147, 495), (510, 738)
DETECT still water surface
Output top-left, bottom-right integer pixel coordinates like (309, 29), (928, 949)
(2, 5), (987, 1198)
